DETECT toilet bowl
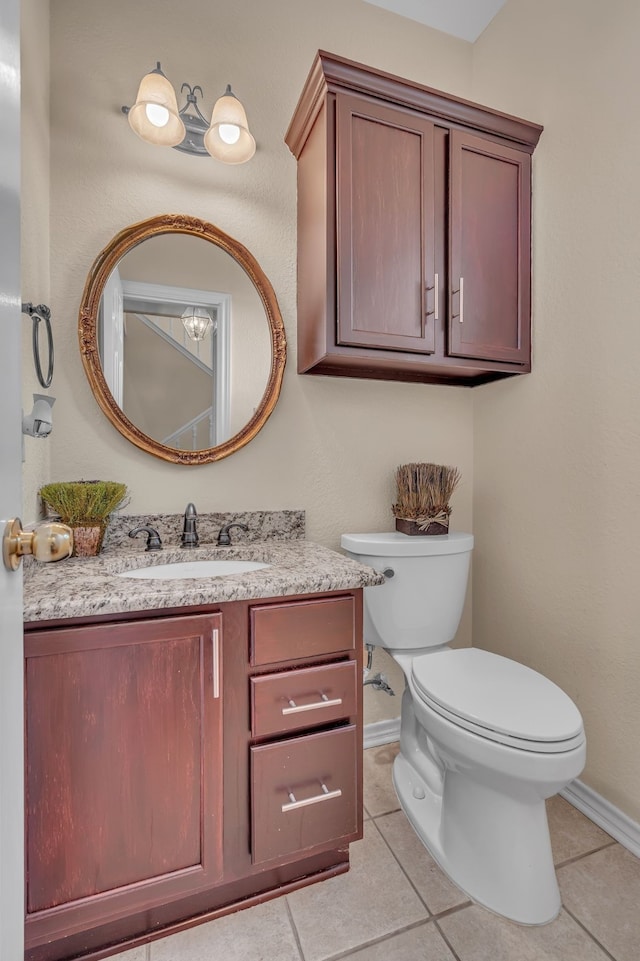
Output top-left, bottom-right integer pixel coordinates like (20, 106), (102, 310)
(341, 531), (586, 925)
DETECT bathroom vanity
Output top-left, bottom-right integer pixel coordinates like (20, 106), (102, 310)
(23, 519), (382, 961)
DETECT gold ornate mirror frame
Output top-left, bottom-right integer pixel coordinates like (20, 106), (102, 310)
(79, 214), (286, 464)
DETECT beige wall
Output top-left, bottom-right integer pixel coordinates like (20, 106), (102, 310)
(45, 0), (474, 548)
(471, 0), (640, 820)
(39, 0), (475, 723)
(21, 0), (50, 524)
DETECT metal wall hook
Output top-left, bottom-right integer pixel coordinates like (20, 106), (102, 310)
(22, 302), (54, 388)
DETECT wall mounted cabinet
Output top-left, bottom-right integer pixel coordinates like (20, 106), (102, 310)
(285, 52), (543, 386)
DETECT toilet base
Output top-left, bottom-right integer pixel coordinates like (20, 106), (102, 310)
(392, 752), (562, 925)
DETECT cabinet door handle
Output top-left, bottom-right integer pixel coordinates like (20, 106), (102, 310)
(425, 272), (439, 320)
(212, 628), (220, 699)
(282, 782), (342, 813)
(282, 693), (343, 716)
(452, 277), (464, 323)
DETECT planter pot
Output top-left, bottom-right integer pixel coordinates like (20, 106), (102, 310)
(70, 524), (106, 557)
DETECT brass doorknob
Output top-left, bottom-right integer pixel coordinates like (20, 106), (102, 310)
(2, 517), (73, 571)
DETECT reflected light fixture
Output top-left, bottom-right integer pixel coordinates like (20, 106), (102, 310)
(182, 306), (215, 342)
(122, 62), (256, 164)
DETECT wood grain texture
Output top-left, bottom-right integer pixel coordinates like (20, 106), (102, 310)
(449, 130), (531, 364)
(251, 726), (359, 864)
(336, 95), (435, 353)
(287, 53), (539, 385)
(24, 591), (364, 961)
(250, 595), (356, 666)
(250, 660), (357, 738)
(25, 614), (223, 947)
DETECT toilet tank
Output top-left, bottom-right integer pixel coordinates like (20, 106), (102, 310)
(341, 532), (473, 652)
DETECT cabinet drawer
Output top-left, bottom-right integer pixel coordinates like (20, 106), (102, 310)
(250, 661), (358, 738)
(250, 596), (355, 666)
(250, 726), (359, 864)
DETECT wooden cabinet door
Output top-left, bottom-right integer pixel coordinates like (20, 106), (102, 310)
(449, 130), (531, 364)
(336, 94), (437, 354)
(25, 613), (223, 951)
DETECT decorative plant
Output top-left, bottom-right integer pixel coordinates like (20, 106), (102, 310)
(39, 480), (128, 525)
(392, 463), (461, 535)
(39, 481), (129, 557)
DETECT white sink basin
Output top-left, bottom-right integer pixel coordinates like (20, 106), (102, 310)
(118, 560), (271, 580)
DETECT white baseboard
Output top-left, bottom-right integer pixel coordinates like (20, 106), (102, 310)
(364, 717), (401, 749)
(561, 780), (640, 858)
(363, 718), (640, 858)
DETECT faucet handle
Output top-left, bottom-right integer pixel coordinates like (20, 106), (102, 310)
(129, 526), (163, 551)
(217, 521), (249, 546)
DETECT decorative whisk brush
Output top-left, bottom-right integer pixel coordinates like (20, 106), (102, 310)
(392, 462), (461, 536)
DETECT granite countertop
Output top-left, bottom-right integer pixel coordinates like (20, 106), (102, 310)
(23, 511), (384, 623)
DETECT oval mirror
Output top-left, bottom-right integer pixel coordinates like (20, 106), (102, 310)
(78, 214), (286, 464)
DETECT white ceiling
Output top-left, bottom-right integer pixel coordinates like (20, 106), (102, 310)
(364, 0), (507, 42)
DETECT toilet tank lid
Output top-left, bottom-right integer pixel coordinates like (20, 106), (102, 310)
(341, 531), (474, 557)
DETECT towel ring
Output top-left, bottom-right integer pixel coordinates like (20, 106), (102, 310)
(22, 302), (54, 388)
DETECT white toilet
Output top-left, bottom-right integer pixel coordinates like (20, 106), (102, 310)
(341, 531), (586, 925)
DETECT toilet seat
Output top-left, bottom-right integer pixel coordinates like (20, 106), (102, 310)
(412, 648), (585, 754)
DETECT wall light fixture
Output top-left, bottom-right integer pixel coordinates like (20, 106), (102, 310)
(122, 63), (256, 164)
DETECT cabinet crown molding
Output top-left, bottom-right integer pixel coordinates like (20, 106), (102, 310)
(285, 50), (543, 159)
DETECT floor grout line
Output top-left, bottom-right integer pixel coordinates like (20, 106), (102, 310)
(368, 813), (435, 919)
(370, 810), (474, 921)
(433, 917), (465, 961)
(562, 904), (619, 961)
(431, 900), (473, 922)
(312, 917), (438, 961)
(555, 839), (618, 870)
(284, 896), (306, 961)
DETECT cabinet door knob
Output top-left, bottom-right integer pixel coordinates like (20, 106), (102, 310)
(282, 781), (343, 813)
(452, 277), (464, 323)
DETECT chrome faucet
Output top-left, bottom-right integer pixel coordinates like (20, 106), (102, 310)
(181, 503), (199, 548)
(217, 522), (248, 546)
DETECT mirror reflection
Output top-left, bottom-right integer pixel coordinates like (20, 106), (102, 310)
(99, 234), (271, 452)
(79, 214), (286, 465)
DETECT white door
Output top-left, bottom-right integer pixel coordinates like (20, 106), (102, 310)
(0, 0), (25, 957)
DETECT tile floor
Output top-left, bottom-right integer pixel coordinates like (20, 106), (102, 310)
(118, 742), (640, 961)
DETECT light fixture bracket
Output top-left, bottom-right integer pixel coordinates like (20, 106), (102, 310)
(174, 84), (210, 156)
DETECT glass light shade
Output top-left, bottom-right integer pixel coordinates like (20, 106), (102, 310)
(127, 66), (186, 147)
(182, 306), (214, 341)
(204, 86), (256, 164)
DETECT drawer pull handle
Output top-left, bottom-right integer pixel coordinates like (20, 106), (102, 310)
(282, 782), (342, 813)
(282, 693), (343, 716)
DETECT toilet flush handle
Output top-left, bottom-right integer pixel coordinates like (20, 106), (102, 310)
(382, 568), (395, 578)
